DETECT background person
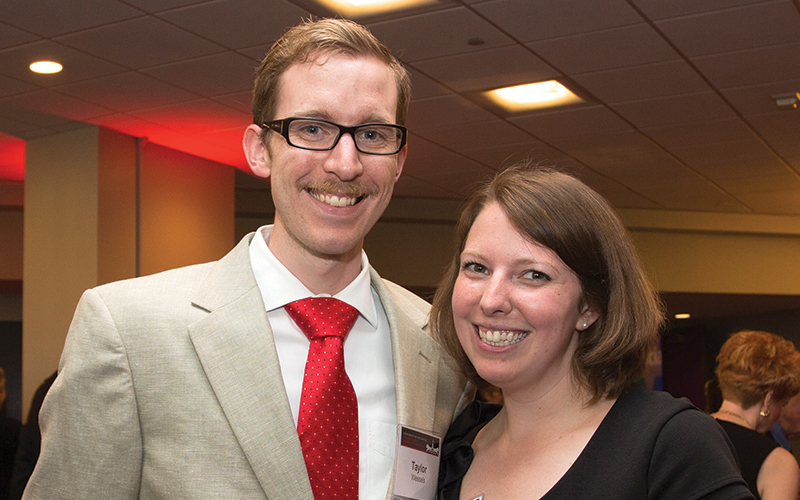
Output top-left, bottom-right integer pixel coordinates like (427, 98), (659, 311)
(432, 164), (753, 500)
(0, 367), (21, 500)
(23, 18), (471, 500)
(770, 392), (800, 451)
(713, 330), (800, 500)
(7, 371), (56, 500)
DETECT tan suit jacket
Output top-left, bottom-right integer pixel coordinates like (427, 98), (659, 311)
(24, 234), (473, 499)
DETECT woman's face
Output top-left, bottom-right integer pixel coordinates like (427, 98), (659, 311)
(452, 202), (598, 396)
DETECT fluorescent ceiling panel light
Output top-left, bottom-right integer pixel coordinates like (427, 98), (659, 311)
(29, 61), (63, 74)
(314, 0), (437, 16)
(485, 80), (583, 111)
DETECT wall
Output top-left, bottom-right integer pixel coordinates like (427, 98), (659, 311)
(18, 127), (235, 414)
(139, 142), (234, 276)
(623, 208), (800, 295)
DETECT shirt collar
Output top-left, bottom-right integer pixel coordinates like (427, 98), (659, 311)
(249, 225), (379, 328)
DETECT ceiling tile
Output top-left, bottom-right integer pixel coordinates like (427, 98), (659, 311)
(677, 154), (791, 180)
(415, 118), (532, 153)
(1, 89), (115, 121)
(527, 24), (678, 74)
(642, 119), (757, 148)
(412, 45), (558, 93)
(1, 0), (799, 217)
(474, 0), (642, 42)
(745, 110), (800, 139)
(631, 0), (772, 20)
(0, 74), (38, 99)
(716, 173), (800, 194)
(213, 91), (254, 115)
(612, 92), (737, 129)
(158, 0), (310, 49)
(0, 40), (127, 86)
(692, 42), (800, 89)
(459, 140), (572, 170)
(128, 99), (250, 136)
(119, 0), (211, 11)
(655, 2), (800, 57)
(403, 135), (496, 195)
(0, 21), (41, 49)
(669, 136), (783, 170)
(733, 188), (800, 214)
(721, 79), (800, 116)
(552, 131), (685, 181)
(573, 60), (710, 103)
(571, 167), (663, 209)
(635, 181), (752, 212)
(0, 105), (79, 131)
(509, 105), (633, 144)
(54, 16), (225, 69)
(367, 7), (515, 63)
(0, 1), (143, 37)
(405, 67), (451, 99)
(393, 172), (461, 199)
(55, 71), (199, 113)
(141, 51), (257, 97)
(407, 94), (497, 130)
(764, 132), (800, 159)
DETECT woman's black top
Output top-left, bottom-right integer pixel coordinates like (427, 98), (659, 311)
(438, 384), (753, 500)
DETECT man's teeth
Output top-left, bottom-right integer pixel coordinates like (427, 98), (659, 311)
(479, 328), (528, 347)
(311, 191), (358, 207)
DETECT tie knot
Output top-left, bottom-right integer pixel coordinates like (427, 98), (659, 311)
(285, 297), (359, 341)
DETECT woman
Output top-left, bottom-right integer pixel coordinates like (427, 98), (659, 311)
(432, 164), (753, 499)
(713, 330), (800, 500)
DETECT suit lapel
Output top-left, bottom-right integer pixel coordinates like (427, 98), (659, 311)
(189, 234), (313, 499)
(371, 270), (440, 433)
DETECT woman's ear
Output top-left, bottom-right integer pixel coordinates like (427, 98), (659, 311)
(576, 305), (600, 332)
(243, 124), (271, 179)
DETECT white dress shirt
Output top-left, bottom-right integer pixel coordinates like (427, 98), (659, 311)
(249, 226), (397, 500)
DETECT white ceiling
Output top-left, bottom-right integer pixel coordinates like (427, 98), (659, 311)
(1, 0), (800, 215)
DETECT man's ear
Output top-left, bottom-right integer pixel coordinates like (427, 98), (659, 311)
(243, 124), (271, 179)
(394, 143), (407, 182)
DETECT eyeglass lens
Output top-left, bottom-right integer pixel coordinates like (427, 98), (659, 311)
(287, 119), (403, 154)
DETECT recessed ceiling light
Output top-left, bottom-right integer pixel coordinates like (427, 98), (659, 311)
(29, 61), (63, 74)
(314, 0), (436, 16)
(674, 313), (691, 320)
(485, 80), (583, 111)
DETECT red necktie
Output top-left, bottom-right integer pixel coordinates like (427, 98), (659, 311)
(285, 297), (360, 500)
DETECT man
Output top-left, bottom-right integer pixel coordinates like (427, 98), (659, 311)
(23, 19), (472, 500)
(771, 392), (800, 451)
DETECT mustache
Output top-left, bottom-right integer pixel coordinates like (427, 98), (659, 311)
(302, 178), (377, 198)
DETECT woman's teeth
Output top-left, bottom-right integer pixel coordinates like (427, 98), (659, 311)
(478, 327), (529, 347)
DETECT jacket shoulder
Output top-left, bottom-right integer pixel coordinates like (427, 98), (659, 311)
(380, 278), (431, 323)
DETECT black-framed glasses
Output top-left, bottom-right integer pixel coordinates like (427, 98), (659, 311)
(263, 117), (407, 155)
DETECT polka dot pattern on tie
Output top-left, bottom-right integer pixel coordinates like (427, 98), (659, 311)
(285, 297), (360, 500)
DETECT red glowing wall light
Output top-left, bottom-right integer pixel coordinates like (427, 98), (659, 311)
(0, 135), (26, 183)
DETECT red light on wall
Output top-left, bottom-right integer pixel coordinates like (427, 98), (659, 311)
(0, 136), (25, 182)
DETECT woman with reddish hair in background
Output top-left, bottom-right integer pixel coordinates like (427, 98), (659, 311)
(714, 330), (800, 500)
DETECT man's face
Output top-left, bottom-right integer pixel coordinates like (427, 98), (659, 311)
(780, 393), (800, 439)
(255, 53), (406, 263)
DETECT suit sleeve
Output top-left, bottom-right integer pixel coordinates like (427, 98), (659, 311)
(648, 409), (754, 500)
(23, 289), (143, 500)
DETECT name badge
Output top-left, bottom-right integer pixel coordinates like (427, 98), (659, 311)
(391, 425), (441, 500)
